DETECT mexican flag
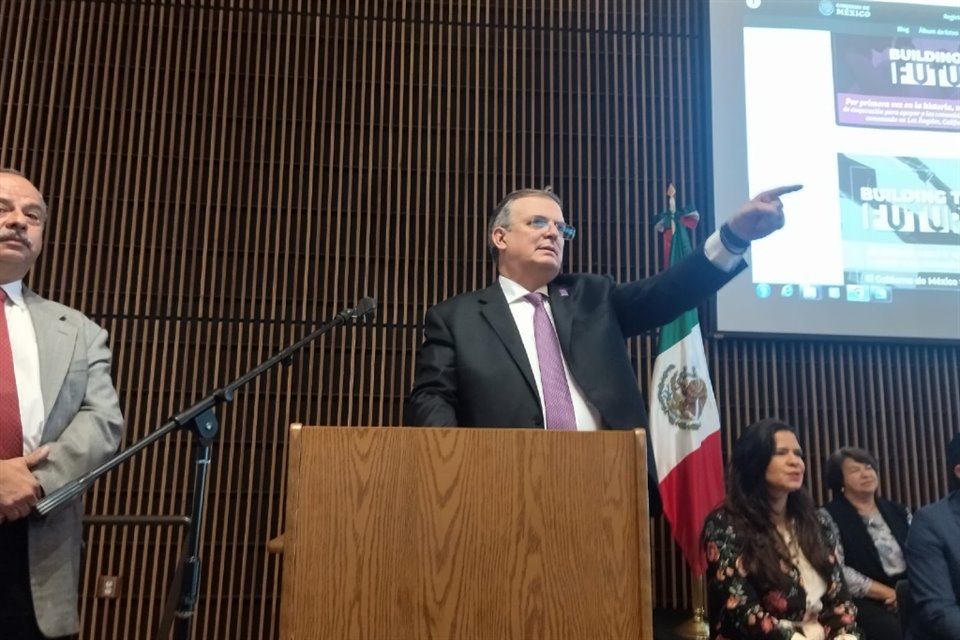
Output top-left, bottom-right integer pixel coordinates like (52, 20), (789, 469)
(649, 188), (725, 575)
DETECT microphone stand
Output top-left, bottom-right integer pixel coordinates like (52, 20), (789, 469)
(33, 297), (377, 640)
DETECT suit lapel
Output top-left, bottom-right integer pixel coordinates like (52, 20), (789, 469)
(478, 284), (538, 397)
(23, 288), (77, 419)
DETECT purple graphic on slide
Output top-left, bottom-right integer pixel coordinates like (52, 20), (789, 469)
(832, 33), (960, 131)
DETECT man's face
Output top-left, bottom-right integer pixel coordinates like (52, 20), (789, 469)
(0, 173), (46, 283)
(492, 195), (567, 286)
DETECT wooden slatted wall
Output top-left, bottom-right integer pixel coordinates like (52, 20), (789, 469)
(2, 1), (958, 637)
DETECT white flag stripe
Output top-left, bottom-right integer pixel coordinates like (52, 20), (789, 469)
(649, 323), (721, 482)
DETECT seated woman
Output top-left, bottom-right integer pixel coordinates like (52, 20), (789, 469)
(702, 418), (860, 640)
(820, 447), (909, 640)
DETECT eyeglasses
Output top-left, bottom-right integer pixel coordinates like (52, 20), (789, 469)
(527, 215), (576, 240)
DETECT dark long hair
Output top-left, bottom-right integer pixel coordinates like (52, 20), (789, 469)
(716, 418), (833, 590)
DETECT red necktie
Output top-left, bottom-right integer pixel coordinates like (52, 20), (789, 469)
(0, 288), (24, 459)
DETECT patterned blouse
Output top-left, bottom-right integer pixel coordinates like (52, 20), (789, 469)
(818, 507), (910, 597)
(703, 509), (862, 640)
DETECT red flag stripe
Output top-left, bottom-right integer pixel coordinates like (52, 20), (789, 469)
(657, 430), (725, 575)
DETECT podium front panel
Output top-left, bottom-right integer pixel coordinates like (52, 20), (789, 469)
(279, 426), (653, 639)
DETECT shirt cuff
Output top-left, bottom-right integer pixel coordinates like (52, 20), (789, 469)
(705, 230), (747, 273)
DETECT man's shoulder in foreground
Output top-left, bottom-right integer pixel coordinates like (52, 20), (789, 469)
(22, 287), (101, 328)
(912, 490), (960, 526)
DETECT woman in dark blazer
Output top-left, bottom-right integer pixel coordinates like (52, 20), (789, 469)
(821, 447), (909, 640)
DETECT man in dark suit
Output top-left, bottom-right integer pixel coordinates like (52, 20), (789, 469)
(0, 169), (124, 639)
(905, 433), (960, 640)
(405, 185), (800, 505)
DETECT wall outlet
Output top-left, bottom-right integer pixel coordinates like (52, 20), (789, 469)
(96, 575), (121, 599)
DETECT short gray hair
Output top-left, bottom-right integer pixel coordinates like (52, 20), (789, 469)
(487, 186), (563, 264)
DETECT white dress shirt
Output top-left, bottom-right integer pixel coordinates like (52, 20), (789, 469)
(1, 280), (45, 454)
(498, 275), (603, 430)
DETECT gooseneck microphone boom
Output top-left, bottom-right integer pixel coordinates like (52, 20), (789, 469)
(33, 294), (378, 518)
(31, 295), (378, 640)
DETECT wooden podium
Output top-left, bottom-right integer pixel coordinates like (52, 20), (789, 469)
(275, 425), (654, 639)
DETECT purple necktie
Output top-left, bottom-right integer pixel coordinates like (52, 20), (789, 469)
(525, 293), (576, 430)
(0, 288), (24, 459)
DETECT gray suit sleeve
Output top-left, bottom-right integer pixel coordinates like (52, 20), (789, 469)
(32, 318), (124, 495)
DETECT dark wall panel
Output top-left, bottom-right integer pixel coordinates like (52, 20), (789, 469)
(2, 1), (957, 637)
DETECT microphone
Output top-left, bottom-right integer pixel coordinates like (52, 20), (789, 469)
(354, 296), (377, 320)
(337, 296), (377, 323)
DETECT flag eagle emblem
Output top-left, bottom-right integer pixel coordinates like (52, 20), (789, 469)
(656, 364), (708, 430)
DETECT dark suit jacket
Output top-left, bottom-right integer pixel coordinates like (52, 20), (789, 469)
(905, 490), (960, 640)
(405, 247), (742, 511)
(823, 494), (909, 588)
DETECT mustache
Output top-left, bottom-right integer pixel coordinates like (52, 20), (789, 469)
(0, 231), (33, 248)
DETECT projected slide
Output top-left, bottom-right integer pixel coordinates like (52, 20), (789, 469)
(710, 0), (960, 341)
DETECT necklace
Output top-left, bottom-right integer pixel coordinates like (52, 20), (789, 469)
(776, 521), (801, 567)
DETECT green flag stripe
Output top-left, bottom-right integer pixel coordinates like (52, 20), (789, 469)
(656, 219), (700, 355)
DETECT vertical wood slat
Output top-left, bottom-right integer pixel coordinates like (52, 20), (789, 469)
(1, 1), (958, 636)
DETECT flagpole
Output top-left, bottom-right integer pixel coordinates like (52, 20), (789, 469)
(673, 573), (709, 639)
(664, 186), (709, 638)
(650, 183), (722, 640)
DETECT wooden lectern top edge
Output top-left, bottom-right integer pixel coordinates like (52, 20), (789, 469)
(287, 425), (648, 434)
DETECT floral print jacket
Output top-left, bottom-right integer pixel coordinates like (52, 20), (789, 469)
(703, 509), (861, 640)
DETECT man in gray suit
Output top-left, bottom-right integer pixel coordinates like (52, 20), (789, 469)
(0, 169), (124, 639)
